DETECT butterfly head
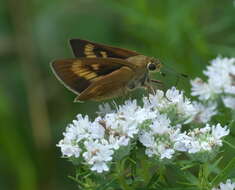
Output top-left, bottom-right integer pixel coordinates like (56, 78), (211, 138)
(147, 58), (162, 72)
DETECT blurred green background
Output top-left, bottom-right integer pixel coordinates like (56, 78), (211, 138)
(0, 0), (235, 189)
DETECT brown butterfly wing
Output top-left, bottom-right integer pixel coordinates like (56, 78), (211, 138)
(50, 58), (137, 96)
(76, 66), (135, 101)
(70, 39), (139, 59)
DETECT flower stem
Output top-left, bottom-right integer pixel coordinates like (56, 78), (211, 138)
(116, 159), (133, 190)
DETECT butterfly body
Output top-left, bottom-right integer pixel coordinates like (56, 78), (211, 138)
(51, 39), (162, 102)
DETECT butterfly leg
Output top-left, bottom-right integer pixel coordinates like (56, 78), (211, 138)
(143, 84), (155, 94)
(150, 80), (173, 102)
(151, 79), (163, 85)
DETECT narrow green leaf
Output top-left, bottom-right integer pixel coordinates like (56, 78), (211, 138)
(224, 140), (235, 150)
(208, 156), (223, 175)
(162, 188), (198, 190)
(146, 171), (160, 188)
(180, 163), (197, 171)
(212, 157), (235, 186)
(184, 171), (199, 185)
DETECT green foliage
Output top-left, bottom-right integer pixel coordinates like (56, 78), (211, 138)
(68, 146), (234, 190)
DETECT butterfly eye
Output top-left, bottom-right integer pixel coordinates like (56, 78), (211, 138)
(147, 63), (157, 71)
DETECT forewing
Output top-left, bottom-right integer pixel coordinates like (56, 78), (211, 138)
(70, 39), (139, 59)
(76, 66), (135, 101)
(50, 58), (135, 95)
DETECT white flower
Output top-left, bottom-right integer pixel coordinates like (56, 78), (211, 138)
(139, 113), (177, 159)
(66, 114), (92, 141)
(191, 57), (235, 103)
(165, 86), (184, 102)
(135, 107), (157, 123)
(108, 135), (130, 150)
(96, 101), (143, 151)
(104, 112), (139, 139)
(173, 124), (229, 154)
(145, 148), (155, 157)
(146, 141), (175, 159)
(166, 87), (197, 123)
(205, 57), (235, 95)
(193, 101), (217, 123)
(222, 96), (235, 109)
(68, 114), (100, 141)
(91, 162), (109, 173)
(173, 132), (192, 152)
(160, 148), (175, 159)
(57, 83), (229, 173)
(117, 99), (139, 114)
(139, 132), (155, 148)
(97, 103), (114, 116)
(90, 118), (105, 139)
(57, 139), (81, 158)
(83, 140), (114, 173)
(191, 78), (214, 100)
(144, 87), (196, 124)
(212, 179), (235, 190)
(174, 132), (203, 153)
(151, 141), (175, 159)
(211, 124), (229, 145)
(150, 114), (171, 135)
(143, 90), (165, 109)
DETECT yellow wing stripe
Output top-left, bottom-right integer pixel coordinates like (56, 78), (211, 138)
(71, 61), (98, 80)
(86, 55), (97, 58)
(84, 44), (96, 58)
(91, 64), (100, 70)
(100, 51), (107, 58)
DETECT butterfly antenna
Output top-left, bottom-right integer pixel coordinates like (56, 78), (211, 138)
(160, 62), (189, 87)
(161, 63), (188, 78)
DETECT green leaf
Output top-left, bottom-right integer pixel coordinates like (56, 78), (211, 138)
(162, 188), (198, 190)
(183, 171), (199, 185)
(212, 157), (235, 186)
(180, 163), (198, 171)
(224, 140), (235, 150)
(208, 156), (223, 175)
(146, 171), (160, 188)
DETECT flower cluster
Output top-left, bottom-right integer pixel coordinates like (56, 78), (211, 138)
(212, 179), (235, 190)
(139, 113), (179, 159)
(143, 87), (196, 124)
(174, 124), (229, 154)
(58, 87), (229, 173)
(57, 100), (143, 173)
(192, 101), (217, 123)
(191, 56), (235, 109)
